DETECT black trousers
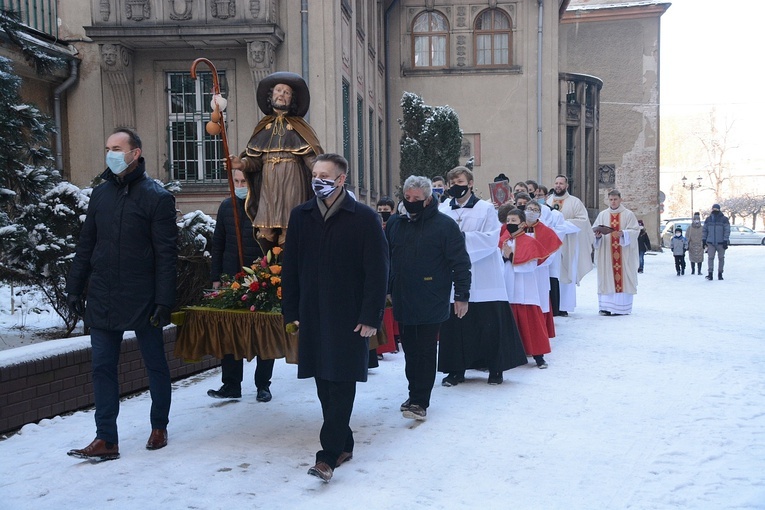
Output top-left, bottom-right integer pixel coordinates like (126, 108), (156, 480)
(314, 378), (356, 468)
(220, 354), (275, 390)
(400, 323), (441, 409)
(549, 277), (561, 315)
(674, 254), (686, 273)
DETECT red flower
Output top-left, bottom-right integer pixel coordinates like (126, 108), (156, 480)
(234, 272), (246, 280)
(249, 281), (260, 292)
(241, 294), (249, 301)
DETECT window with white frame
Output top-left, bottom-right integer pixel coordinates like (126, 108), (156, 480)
(166, 71), (227, 183)
(475, 9), (512, 66)
(412, 11), (448, 68)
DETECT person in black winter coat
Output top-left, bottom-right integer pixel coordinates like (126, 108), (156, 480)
(206, 169), (275, 402)
(386, 175), (471, 421)
(637, 220), (651, 273)
(702, 203), (731, 280)
(281, 154), (389, 483)
(66, 129), (177, 461)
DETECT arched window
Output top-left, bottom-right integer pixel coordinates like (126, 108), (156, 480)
(474, 9), (512, 66)
(412, 11), (448, 68)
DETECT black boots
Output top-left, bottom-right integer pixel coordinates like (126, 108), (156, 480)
(718, 272), (724, 280)
(706, 272), (713, 280)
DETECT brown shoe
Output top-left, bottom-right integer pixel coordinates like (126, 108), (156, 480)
(307, 461), (333, 482)
(146, 429), (168, 450)
(67, 438), (120, 462)
(336, 451), (353, 467)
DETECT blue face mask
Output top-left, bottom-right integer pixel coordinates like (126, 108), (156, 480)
(234, 186), (248, 200)
(106, 150), (133, 175)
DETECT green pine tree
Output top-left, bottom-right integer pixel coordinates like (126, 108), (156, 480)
(398, 92), (462, 185)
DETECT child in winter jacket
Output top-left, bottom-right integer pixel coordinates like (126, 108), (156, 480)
(670, 226), (688, 276)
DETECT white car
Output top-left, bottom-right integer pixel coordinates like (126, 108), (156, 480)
(729, 225), (765, 245)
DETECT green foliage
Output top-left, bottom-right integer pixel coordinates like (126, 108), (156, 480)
(398, 92), (462, 184)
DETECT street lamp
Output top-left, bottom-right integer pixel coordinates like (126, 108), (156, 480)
(681, 175), (703, 215)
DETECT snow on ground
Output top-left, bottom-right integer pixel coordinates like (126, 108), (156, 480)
(1, 248), (764, 509)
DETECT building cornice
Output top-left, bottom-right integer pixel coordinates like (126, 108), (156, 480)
(561, 3), (670, 23)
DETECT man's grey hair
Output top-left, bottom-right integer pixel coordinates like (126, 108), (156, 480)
(402, 175), (432, 197)
(608, 189), (621, 198)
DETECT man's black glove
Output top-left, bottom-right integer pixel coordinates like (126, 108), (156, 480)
(149, 305), (171, 328)
(67, 293), (85, 316)
(723, 241), (728, 249)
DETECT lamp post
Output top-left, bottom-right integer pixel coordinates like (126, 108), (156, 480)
(682, 175), (703, 215)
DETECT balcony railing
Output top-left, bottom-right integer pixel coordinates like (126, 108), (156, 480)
(0, 0), (58, 38)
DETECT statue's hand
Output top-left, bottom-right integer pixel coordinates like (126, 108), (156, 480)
(229, 154), (244, 170)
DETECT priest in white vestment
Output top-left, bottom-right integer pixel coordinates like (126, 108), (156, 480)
(546, 175), (594, 315)
(592, 189), (640, 315)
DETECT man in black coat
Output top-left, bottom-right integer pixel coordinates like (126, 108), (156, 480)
(206, 169), (275, 402)
(386, 175), (471, 421)
(66, 128), (177, 461)
(281, 153), (389, 483)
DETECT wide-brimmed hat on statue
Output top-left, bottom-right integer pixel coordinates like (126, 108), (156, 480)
(256, 72), (310, 117)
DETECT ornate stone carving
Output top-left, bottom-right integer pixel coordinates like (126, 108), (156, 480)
(457, 35), (466, 67)
(249, 0), (261, 18)
(598, 164), (616, 186)
(456, 6), (466, 28)
(247, 40), (276, 103)
(125, 0), (151, 21)
(100, 44), (136, 129)
(168, 0), (193, 21)
(100, 0), (111, 21)
(212, 0), (236, 20)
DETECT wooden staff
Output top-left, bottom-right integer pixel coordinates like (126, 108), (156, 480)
(190, 58), (245, 270)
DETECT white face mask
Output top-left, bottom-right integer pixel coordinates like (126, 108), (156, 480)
(525, 210), (541, 224)
(234, 186), (248, 200)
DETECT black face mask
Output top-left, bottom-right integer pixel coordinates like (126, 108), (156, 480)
(379, 211), (392, 222)
(506, 223), (520, 234)
(712, 210), (720, 215)
(517, 204), (526, 211)
(403, 199), (425, 215)
(448, 184), (469, 199)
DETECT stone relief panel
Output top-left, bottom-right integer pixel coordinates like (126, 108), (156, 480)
(598, 164), (616, 187)
(342, 14), (351, 72)
(247, 40), (276, 106)
(249, 0), (277, 23)
(211, 0), (236, 20)
(125, 0), (151, 21)
(168, 0), (193, 21)
(100, 0), (111, 21)
(100, 44), (136, 129)
(456, 35), (466, 67)
(456, 6), (467, 28)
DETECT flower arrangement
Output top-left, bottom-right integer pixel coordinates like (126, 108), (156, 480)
(203, 247), (283, 313)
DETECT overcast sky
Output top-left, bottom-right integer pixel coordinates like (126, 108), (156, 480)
(661, 0), (763, 109)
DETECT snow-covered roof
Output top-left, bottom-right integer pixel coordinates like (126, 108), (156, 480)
(567, 0), (670, 11)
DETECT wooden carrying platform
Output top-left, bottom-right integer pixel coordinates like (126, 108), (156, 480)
(172, 307), (298, 364)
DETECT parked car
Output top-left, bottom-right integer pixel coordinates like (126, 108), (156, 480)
(729, 225), (765, 245)
(661, 220), (692, 248)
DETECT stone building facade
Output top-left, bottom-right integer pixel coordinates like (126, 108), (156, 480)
(4, 1), (669, 243)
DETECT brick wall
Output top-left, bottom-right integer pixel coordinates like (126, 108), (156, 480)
(0, 327), (218, 435)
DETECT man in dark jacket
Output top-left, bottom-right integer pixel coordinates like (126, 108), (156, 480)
(66, 128), (177, 461)
(386, 175), (471, 422)
(281, 153), (389, 483)
(702, 203), (731, 280)
(206, 169), (275, 402)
